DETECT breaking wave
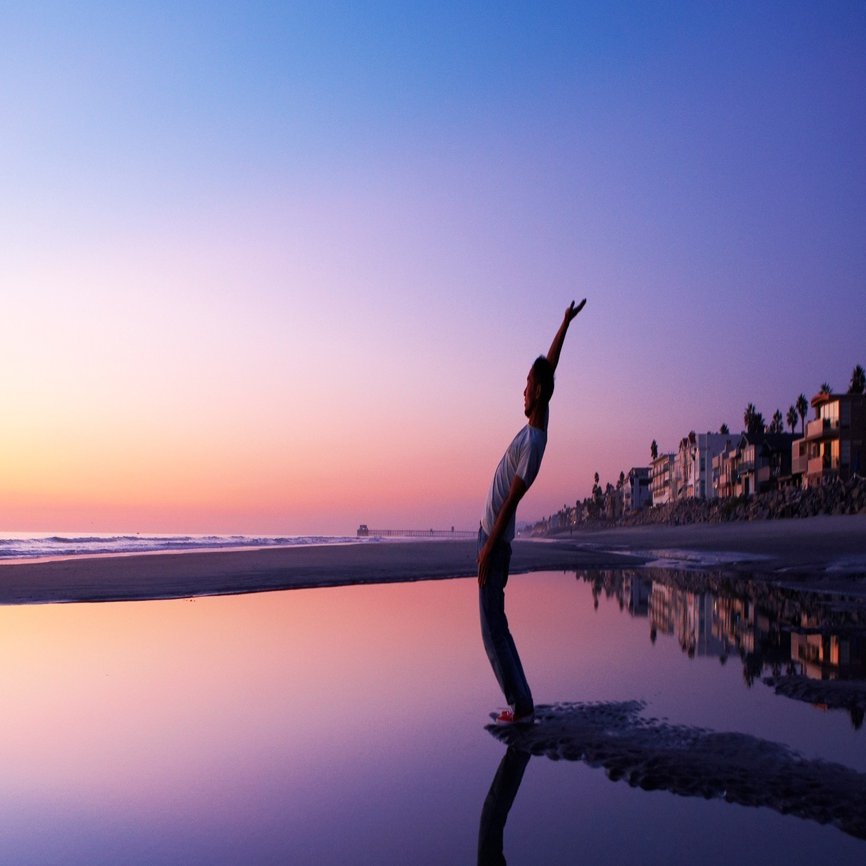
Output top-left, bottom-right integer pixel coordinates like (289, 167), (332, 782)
(0, 533), (359, 560)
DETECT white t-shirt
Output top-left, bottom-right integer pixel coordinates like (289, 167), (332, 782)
(481, 422), (547, 543)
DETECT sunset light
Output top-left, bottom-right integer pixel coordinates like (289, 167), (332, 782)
(3, 2), (864, 535)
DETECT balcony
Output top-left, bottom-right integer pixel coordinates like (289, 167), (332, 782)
(791, 453), (808, 475)
(807, 455), (837, 477)
(806, 417), (840, 441)
(807, 457), (822, 477)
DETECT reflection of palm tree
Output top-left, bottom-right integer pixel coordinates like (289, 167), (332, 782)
(478, 747), (531, 865)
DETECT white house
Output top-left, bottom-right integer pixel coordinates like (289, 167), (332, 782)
(623, 466), (652, 512)
(677, 432), (736, 500)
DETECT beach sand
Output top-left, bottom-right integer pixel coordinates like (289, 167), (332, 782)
(1, 514), (865, 604)
(558, 513), (866, 590)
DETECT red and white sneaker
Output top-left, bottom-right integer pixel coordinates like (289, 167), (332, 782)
(493, 708), (535, 726)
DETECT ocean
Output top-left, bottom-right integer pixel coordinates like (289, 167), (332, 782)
(0, 532), (361, 560)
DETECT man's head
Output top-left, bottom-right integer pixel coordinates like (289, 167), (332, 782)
(524, 356), (555, 417)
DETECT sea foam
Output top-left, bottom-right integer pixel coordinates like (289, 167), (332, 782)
(0, 533), (359, 560)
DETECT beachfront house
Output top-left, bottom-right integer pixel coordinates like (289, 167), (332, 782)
(712, 441), (738, 499)
(798, 391), (866, 488)
(623, 467), (651, 512)
(623, 467), (652, 512)
(676, 432), (736, 500)
(650, 452), (676, 505)
(715, 432), (796, 497)
(791, 437), (809, 484)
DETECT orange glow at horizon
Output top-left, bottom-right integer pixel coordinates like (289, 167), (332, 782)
(5, 4), (864, 536)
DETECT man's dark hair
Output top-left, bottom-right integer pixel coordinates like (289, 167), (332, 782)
(531, 355), (555, 403)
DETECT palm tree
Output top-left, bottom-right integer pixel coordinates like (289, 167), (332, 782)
(719, 423), (729, 435)
(796, 393), (808, 434)
(770, 409), (783, 434)
(820, 382), (832, 395)
(591, 472), (602, 516)
(650, 439), (658, 460)
(849, 364), (865, 395)
(786, 406), (798, 435)
(743, 403), (765, 435)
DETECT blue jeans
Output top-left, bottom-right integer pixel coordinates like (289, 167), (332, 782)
(478, 527), (533, 714)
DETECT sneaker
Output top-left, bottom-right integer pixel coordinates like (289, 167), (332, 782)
(493, 708), (534, 726)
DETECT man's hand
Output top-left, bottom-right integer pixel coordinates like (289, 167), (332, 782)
(478, 476), (526, 587)
(477, 543), (493, 587)
(547, 298), (587, 372)
(565, 298), (586, 323)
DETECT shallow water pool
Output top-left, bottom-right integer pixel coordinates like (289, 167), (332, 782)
(0, 569), (864, 864)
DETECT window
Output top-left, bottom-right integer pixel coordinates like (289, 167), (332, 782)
(841, 440), (851, 467)
(841, 402), (850, 426)
(820, 401), (839, 425)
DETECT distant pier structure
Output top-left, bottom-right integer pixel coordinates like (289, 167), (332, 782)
(356, 524), (475, 538)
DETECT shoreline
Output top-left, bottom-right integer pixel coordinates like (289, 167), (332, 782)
(549, 513), (866, 569)
(1, 514), (864, 604)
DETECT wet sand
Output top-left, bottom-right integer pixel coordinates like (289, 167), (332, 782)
(487, 700), (866, 840)
(0, 539), (609, 604)
(555, 514), (866, 593)
(1, 514), (864, 604)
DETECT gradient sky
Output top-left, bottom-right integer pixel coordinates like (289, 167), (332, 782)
(2, 2), (864, 534)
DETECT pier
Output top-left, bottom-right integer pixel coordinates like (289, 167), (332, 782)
(356, 525), (475, 539)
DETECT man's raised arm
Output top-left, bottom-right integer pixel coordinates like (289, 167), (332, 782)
(546, 299), (586, 372)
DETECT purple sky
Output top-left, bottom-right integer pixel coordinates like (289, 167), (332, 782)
(3, 2), (864, 534)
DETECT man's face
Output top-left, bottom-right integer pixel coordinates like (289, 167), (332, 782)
(524, 370), (540, 417)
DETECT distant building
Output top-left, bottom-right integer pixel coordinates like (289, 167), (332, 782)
(712, 442), (737, 499)
(799, 391), (866, 488)
(713, 432), (796, 497)
(791, 437), (809, 484)
(623, 466), (651, 512)
(676, 432), (736, 499)
(650, 452), (676, 505)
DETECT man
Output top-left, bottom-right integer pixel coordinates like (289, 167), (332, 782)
(477, 299), (586, 726)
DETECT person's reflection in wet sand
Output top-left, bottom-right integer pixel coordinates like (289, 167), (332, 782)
(477, 746), (531, 865)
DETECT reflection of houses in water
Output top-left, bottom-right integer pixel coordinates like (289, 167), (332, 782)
(649, 583), (785, 664)
(791, 620), (866, 681)
(584, 569), (866, 686)
(646, 582), (866, 683)
(681, 592), (727, 658)
(622, 573), (651, 616)
(713, 596), (758, 655)
(650, 584), (675, 637)
(650, 586), (727, 657)
(588, 569), (653, 615)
